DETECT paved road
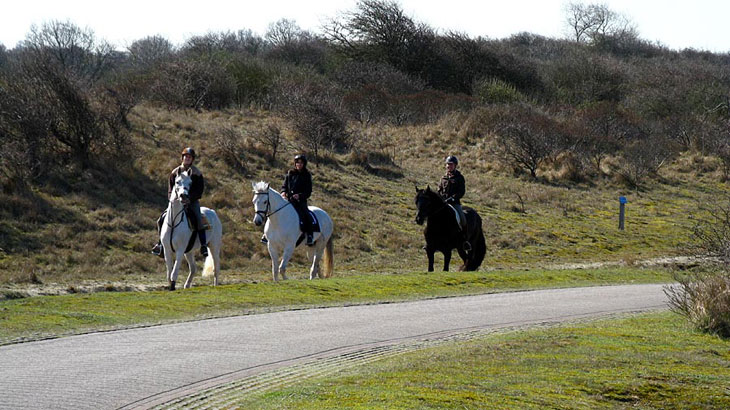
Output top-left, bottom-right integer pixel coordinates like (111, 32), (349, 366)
(0, 284), (669, 409)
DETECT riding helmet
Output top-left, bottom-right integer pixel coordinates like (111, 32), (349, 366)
(181, 147), (196, 159)
(445, 155), (458, 165)
(294, 154), (307, 166)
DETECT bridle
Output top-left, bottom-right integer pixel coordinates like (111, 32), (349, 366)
(254, 190), (291, 222)
(416, 192), (448, 221)
(167, 180), (189, 229)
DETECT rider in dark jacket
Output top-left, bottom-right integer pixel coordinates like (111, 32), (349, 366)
(151, 147), (208, 258)
(261, 154), (315, 246)
(438, 155), (471, 252)
(282, 154), (314, 245)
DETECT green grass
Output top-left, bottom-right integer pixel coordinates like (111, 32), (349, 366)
(0, 266), (671, 345)
(237, 311), (730, 409)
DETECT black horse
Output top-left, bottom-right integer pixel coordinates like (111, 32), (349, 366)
(414, 186), (486, 272)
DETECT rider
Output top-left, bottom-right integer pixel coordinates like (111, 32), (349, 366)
(262, 154), (314, 246)
(151, 147), (208, 258)
(437, 155), (471, 252)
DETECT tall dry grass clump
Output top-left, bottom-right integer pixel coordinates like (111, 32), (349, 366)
(665, 271), (730, 338)
(666, 201), (730, 337)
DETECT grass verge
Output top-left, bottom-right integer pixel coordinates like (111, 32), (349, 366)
(237, 311), (730, 409)
(0, 266), (671, 345)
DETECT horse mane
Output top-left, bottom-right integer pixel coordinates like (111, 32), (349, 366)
(420, 185), (444, 203)
(253, 181), (270, 193)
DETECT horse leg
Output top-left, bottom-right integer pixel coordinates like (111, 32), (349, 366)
(426, 248), (435, 272)
(278, 245), (295, 280)
(456, 248), (469, 271)
(269, 246), (281, 282)
(308, 243), (324, 279)
(183, 252), (196, 289)
(443, 250), (452, 272)
(170, 252), (185, 290)
(213, 246), (221, 286)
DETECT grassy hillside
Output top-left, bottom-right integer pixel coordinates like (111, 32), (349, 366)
(1, 104), (727, 291)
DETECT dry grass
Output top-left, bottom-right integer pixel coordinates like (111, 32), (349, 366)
(1, 105), (729, 288)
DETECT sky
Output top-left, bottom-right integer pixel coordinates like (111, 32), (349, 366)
(1, 0), (729, 53)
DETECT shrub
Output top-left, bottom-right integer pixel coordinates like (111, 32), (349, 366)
(665, 270), (730, 338)
(666, 200), (730, 337)
(473, 77), (525, 104)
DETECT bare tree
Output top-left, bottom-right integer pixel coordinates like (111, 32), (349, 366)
(127, 35), (174, 69)
(491, 104), (563, 179)
(250, 120), (288, 163)
(23, 20), (115, 86)
(565, 2), (637, 45)
(265, 19), (304, 47)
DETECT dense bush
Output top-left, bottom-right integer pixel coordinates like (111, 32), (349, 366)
(0, 21), (132, 187)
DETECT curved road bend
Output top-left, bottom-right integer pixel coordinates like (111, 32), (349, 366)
(0, 284), (669, 409)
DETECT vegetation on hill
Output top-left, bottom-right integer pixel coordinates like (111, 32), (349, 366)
(1, 0), (730, 289)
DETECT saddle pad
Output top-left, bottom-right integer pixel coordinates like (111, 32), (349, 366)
(299, 210), (321, 232)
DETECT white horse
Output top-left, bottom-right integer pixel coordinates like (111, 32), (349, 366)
(252, 181), (334, 281)
(161, 170), (223, 290)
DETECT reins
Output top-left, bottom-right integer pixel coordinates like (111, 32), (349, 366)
(167, 185), (190, 253)
(254, 191), (291, 222)
(418, 194), (449, 220)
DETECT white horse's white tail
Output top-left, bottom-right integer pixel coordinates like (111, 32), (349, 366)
(321, 236), (334, 278)
(202, 253), (215, 278)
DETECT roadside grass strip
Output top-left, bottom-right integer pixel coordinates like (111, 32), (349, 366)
(0, 267), (672, 345)
(209, 311), (730, 410)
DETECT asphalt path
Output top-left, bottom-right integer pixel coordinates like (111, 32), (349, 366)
(0, 284), (669, 409)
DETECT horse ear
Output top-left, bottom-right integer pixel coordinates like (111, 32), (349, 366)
(251, 181), (256, 190)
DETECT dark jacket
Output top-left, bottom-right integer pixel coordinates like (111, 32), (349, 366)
(281, 168), (312, 202)
(438, 169), (465, 204)
(168, 164), (204, 202)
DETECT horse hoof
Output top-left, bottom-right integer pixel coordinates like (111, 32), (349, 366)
(169, 281), (176, 291)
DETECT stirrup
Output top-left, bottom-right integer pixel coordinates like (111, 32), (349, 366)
(151, 243), (164, 258)
(306, 234), (314, 246)
(261, 235), (268, 244)
(463, 241), (472, 252)
(200, 245), (208, 257)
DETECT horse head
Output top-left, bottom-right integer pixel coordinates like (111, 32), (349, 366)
(252, 181), (271, 226)
(172, 170), (192, 203)
(414, 185), (443, 225)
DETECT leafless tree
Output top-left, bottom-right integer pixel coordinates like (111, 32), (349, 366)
(491, 104), (563, 179)
(265, 19), (304, 47)
(565, 2), (637, 45)
(127, 35), (174, 69)
(22, 20), (115, 86)
(250, 120), (288, 163)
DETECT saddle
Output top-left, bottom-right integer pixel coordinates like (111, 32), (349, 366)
(299, 210), (321, 232)
(447, 204), (468, 233)
(294, 211), (321, 247)
(184, 208), (211, 231)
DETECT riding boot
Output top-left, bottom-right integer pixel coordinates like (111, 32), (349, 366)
(151, 242), (164, 258)
(151, 211), (165, 258)
(198, 230), (208, 257)
(460, 220), (471, 252)
(261, 234), (268, 244)
(462, 234), (472, 252)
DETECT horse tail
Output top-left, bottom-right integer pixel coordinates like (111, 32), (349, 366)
(466, 212), (486, 271)
(321, 236), (334, 278)
(202, 251), (215, 278)
(467, 227), (486, 271)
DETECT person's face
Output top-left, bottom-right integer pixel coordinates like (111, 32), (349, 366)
(182, 153), (193, 166)
(446, 162), (456, 173)
(295, 160), (304, 170)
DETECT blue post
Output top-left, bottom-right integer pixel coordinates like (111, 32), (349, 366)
(618, 196), (627, 230)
